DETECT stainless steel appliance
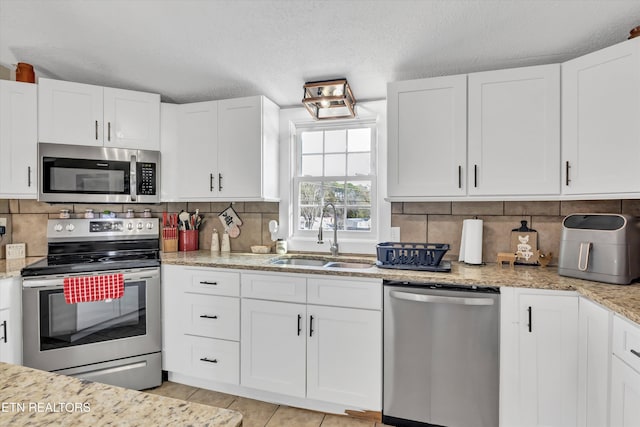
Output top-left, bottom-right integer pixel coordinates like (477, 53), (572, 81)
(21, 218), (161, 390)
(558, 213), (640, 284)
(38, 142), (160, 203)
(383, 281), (500, 427)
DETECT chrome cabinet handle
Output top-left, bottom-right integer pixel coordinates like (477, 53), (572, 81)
(389, 290), (494, 306)
(210, 173), (215, 192)
(199, 315), (218, 319)
(199, 281), (218, 286)
(27, 166), (32, 187)
(199, 357), (218, 364)
(565, 161), (571, 186)
(1, 320), (6, 343)
(218, 173), (223, 191)
(95, 120), (99, 140)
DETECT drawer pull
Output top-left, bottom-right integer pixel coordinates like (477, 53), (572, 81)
(199, 281), (218, 286)
(631, 349), (640, 359)
(1, 320), (6, 343)
(199, 357), (218, 364)
(199, 315), (218, 319)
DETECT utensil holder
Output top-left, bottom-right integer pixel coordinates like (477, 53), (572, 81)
(179, 230), (199, 251)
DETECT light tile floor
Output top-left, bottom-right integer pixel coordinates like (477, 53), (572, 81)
(145, 381), (393, 427)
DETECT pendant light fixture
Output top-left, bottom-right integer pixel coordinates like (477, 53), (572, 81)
(302, 78), (356, 120)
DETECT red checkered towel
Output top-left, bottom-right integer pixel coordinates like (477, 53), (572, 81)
(63, 273), (124, 304)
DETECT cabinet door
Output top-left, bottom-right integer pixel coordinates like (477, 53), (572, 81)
(38, 78), (104, 146)
(562, 38), (640, 195)
(217, 96), (263, 199)
(387, 75), (467, 198)
(176, 101), (218, 199)
(468, 64), (560, 196)
(0, 278), (21, 365)
(307, 305), (381, 409)
(578, 297), (611, 427)
(240, 298), (306, 397)
(610, 356), (640, 427)
(103, 87), (160, 150)
(0, 81), (37, 197)
(518, 293), (579, 427)
(160, 265), (186, 371)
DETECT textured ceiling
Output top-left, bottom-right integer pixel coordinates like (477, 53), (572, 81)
(1, 0), (639, 107)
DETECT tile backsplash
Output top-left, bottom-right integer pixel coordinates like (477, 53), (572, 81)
(0, 200), (279, 258)
(392, 199), (640, 266)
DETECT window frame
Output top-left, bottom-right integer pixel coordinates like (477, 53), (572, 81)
(292, 119), (378, 242)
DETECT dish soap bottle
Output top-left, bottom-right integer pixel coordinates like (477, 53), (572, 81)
(211, 229), (220, 253)
(221, 230), (231, 253)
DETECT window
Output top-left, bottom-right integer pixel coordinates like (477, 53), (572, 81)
(293, 122), (376, 239)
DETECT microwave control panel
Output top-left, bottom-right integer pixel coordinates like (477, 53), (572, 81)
(137, 163), (157, 195)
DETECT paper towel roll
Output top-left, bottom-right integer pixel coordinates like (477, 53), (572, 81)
(459, 219), (483, 264)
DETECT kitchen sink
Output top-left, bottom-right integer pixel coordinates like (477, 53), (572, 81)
(269, 257), (374, 269)
(269, 258), (328, 267)
(323, 261), (374, 269)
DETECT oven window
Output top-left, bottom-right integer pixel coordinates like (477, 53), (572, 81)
(39, 281), (146, 351)
(42, 157), (129, 194)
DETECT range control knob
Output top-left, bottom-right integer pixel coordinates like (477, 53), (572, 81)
(65, 223), (75, 232)
(146, 222), (153, 229)
(137, 222), (143, 230)
(54, 223), (63, 232)
(127, 222), (134, 230)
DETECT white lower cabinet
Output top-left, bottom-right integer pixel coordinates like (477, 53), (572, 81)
(610, 315), (640, 427)
(161, 265), (240, 384)
(578, 297), (611, 427)
(240, 298), (306, 397)
(0, 277), (22, 364)
(500, 287), (579, 427)
(240, 273), (382, 410)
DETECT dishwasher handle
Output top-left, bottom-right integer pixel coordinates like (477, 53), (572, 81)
(389, 290), (495, 306)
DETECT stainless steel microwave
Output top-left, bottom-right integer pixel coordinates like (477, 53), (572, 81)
(38, 143), (160, 204)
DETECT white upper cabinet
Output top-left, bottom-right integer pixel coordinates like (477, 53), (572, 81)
(38, 78), (160, 150)
(387, 75), (467, 198)
(103, 87), (160, 150)
(162, 95), (279, 201)
(0, 80), (37, 198)
(468, 64), (560, 196)
(562, 38), (640, 196)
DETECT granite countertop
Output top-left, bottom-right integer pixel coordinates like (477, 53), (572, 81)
(161, 250), (640, 324)
(0, 257), (43, 280)
(0, 362), (242, 427)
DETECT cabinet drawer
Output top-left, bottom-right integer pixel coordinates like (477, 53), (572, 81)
(307, 276), (382, 310)
(183, 335), (239, 384)
(613, 315), (640, 372)
(183, 294), (239, 341)
(184, 268), (240, 296)
(241, 273), (306, 303)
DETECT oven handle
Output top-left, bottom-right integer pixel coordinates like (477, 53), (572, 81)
(22, 268), (160, 289)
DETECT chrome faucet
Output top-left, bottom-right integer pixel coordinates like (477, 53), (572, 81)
(318, 202), (339, 256)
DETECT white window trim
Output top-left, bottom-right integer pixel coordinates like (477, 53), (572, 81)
(278, 100), (391, 255)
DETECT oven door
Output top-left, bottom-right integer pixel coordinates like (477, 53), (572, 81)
(22, 268), (161, 373)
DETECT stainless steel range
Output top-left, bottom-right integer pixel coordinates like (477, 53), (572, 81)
(21, 218), (161, 390)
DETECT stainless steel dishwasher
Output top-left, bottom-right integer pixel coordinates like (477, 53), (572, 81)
(383, 281), (500, 427)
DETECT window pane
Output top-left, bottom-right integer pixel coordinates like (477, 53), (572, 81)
(324, 154), (346, 176)
(346, 181), (371, 205)
(348, 128), (371, 152)
(301, 154), (323, 176)
(325, 129), (346, 153)
(298, 182), (322, 230)
(324, 181), (345, 204)
(301, 131), (323, 154)
(347, 153), (370, 176)
(346, 208), (371, 231)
